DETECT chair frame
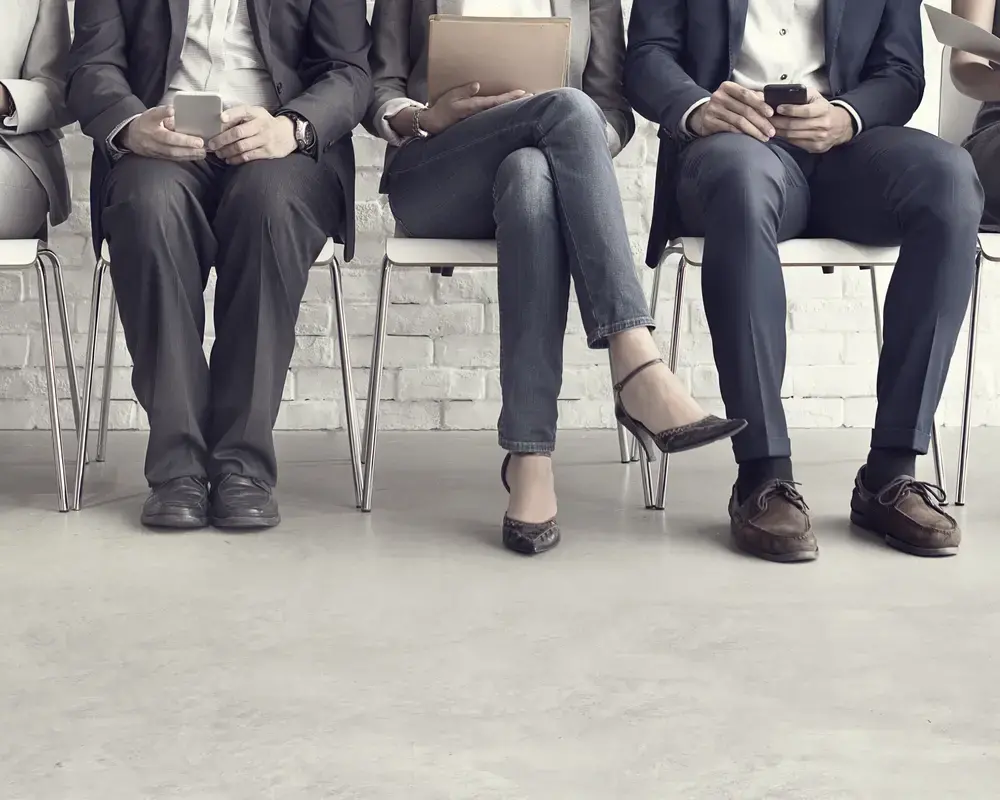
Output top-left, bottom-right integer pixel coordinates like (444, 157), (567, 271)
(360, 241), (657, 512)
(643, 240), (947, 511)
(0, 241), (79, 511)
(72, 240), (363, 511)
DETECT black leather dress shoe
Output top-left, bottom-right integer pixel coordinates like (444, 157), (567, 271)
(141, 477), (210, 530)
(210, 475), (280, 530)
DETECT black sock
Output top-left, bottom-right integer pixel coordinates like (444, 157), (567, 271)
(864, 448), (918, 492)
(737, 457), (794, 503)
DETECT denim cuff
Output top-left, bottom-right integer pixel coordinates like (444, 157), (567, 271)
(498, 436), (556, 454)
(587, 316), (656, 349)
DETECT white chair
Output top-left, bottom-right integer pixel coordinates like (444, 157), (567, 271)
(644, 232), (947, 512)
(359, 237), (652, 512)
(0, 238), (79, 510)
(72, 238), (363, 510)
(938, 47), (991, 506)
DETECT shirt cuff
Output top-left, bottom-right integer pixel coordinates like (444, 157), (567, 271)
(106, 113), (142, 161)
(375, 98), (426, 147)
(679, 97), (710, 139)
(830, 100), (863, 135)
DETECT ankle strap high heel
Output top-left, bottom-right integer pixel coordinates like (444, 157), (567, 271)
(613, 359), (747, 460)
(500, 452), (560, 556)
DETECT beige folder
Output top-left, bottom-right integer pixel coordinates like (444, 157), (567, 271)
(427, 15), (572, 106)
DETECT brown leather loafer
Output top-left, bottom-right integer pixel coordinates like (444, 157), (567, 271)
(850, 468), (960, 557)
(729, 480), (818, 563)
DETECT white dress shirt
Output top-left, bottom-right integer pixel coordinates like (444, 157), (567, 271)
(374, 0), (555, 146)
(109, 0), (277, 154)
(682, 0), (862, 136)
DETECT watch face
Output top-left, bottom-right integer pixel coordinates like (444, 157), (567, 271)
(298, 118), (315, 147)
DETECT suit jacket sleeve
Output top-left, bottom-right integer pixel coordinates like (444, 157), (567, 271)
(363, 0), (415, 137)
(282, 0), (374, 150)
(623, 0), (710, 133)
(2, 0), (74, 134)
(834, 0), (924, 129)
(66, 0), (148, 155)
(584, 0), (636, 155)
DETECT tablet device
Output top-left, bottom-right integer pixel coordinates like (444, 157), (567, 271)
(427, 15), (571, 105)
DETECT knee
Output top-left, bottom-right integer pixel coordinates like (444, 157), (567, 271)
(539, 87), (605, 131)
(219, 162), (299, 228)
(104, 158), (192, 233)
(906, 142), (984, 227)
(687, 136), (787, 217)
(495, 148), (553, 209)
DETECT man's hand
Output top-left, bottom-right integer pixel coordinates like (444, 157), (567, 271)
(122, 106), (206, 160)
(418, 83), (528, 135)
(689, 81), (775, 142)
(771, 89), (855, 153)
(208, 106), (298, 165)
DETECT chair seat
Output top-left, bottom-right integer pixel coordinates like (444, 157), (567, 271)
(0, 239), (41, 268)
(101, 237), (337, 264)
(385, 238), (498, 268)
(677, 237), (901, 268)
(978, 232), (1000, 262)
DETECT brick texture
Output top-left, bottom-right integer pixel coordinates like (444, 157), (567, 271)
(7, 0), (994, 432)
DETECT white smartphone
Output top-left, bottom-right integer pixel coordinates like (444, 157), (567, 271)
(172, 91), (223, 142)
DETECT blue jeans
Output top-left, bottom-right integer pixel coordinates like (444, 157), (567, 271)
(385, 88), (654, 454)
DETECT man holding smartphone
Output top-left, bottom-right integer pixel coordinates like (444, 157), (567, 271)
(66, 0), (372, 530)
(625, 1), (984, 562)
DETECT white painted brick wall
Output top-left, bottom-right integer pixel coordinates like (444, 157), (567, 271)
(5, 0), (996, 432)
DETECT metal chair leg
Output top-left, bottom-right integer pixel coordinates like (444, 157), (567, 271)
(40, 249), (81, 433)
(35, 257), (69, 512)
(654, 256), (688, 510)
(96, 294), (117, 463)
(73, 260), (110, 511)
(361, 256), (393, 512)
(957, 252), (984, 506)
(330, 257), (363, 509)
(869, 266), (946, 496)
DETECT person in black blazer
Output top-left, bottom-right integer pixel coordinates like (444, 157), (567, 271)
(66, 0), (372, 530)
(625, 0), (983, 562)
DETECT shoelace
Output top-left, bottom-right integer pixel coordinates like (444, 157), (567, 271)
(875, 476), (946, 509)
(756, 480), (810, 513)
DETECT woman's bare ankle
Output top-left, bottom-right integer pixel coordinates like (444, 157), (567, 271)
(506, 454), (558, 524)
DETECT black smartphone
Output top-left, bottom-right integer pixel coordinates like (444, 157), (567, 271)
(764, 83), (808, 112)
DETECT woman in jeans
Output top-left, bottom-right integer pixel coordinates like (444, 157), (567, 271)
(367, 0), (746, 555)
(953, 0), (1000, 229)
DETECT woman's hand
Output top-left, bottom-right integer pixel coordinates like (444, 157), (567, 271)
(389, 83), (528, 139)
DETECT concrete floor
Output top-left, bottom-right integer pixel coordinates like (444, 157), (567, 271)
(2, 429), (999, 799)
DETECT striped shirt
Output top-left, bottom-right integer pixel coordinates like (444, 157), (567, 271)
(163, 0), (278, 110)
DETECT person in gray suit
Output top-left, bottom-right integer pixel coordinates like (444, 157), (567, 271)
(368, 0), (746, 556)
(0, 0), (73, 238)
(67, 0), (372, 531)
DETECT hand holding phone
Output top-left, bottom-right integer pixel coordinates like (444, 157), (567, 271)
(763, 83), (808, 113)
(768, 87), (855, 154)
(688, 80), (775, 142)
(121, 106), (206, 161)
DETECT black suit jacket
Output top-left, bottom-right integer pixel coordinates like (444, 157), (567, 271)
(66, 0), (373, 260)
(624, 0), (926, 266)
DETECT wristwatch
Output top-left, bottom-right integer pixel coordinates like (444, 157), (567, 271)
(279, 111), (317, 155)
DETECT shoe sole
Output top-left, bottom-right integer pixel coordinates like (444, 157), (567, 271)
(141, 514), (208, 531)
(850, 511), (959, 558)
(732, 538), (819, 563)
(211, 515), (281, 531)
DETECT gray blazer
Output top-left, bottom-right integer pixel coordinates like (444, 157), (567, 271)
(366, 0), (635, 166)
(0, 0), (73, 228)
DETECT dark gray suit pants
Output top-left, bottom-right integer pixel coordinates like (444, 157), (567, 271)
(675, 127), (983, 463)
(103, 154), (342, 487)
